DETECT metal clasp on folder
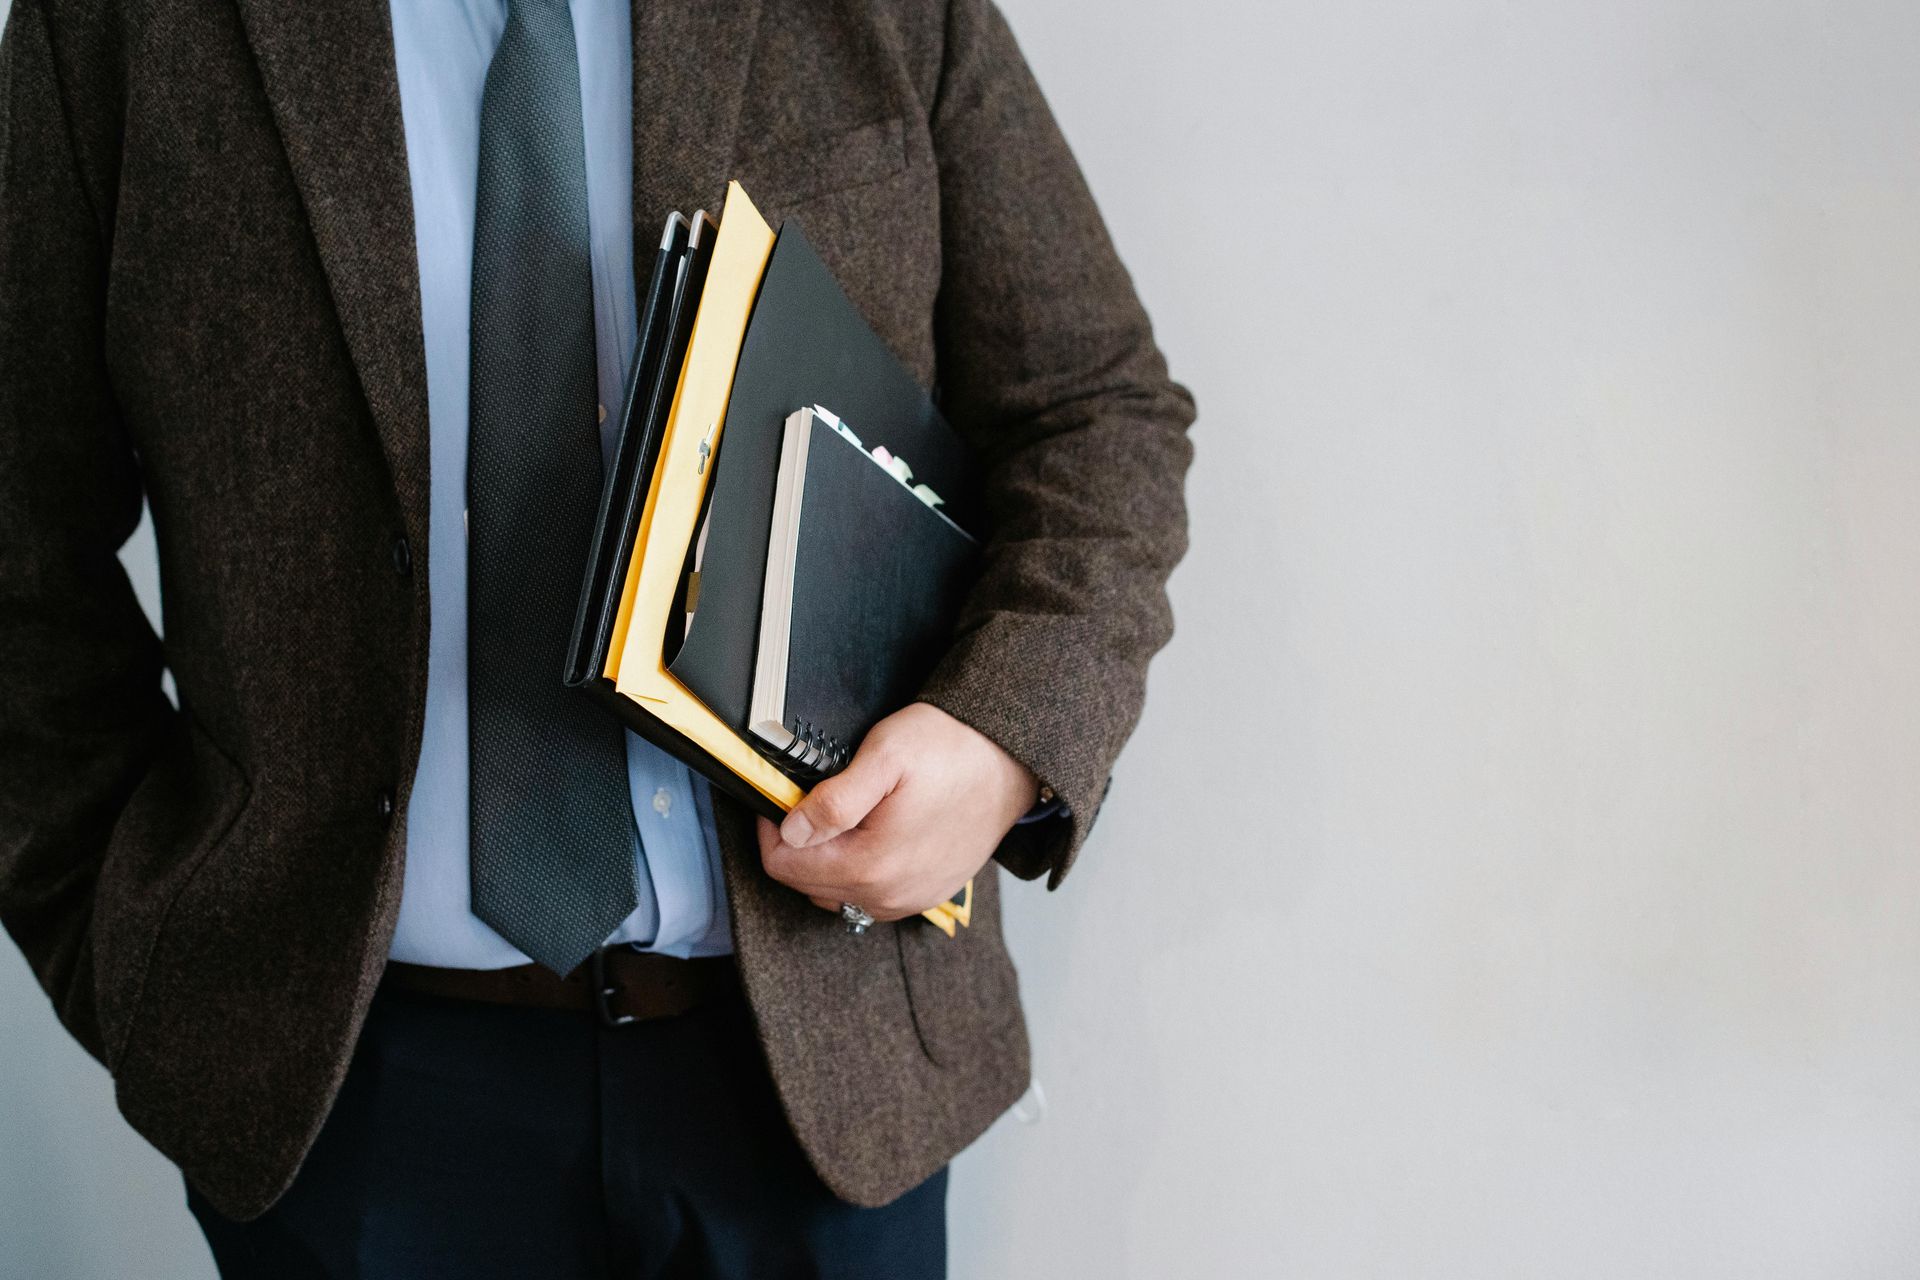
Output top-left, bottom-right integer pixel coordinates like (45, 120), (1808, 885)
(696, 422), (716, 474)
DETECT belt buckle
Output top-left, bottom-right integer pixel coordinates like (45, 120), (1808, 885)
(589, 947), (636, 1029)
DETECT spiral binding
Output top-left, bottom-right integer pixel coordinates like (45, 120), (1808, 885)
(768, 716), (849, 783)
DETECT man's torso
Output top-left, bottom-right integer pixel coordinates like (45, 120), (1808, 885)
(69, 0), (1029, 1219)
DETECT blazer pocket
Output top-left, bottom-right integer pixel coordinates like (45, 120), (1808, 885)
(894, 878), (1021, 1069)
(736, 115), (909, 209)
(90, 712), (252, 1071)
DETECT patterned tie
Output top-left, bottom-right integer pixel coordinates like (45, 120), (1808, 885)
(467, 0), (636, 975)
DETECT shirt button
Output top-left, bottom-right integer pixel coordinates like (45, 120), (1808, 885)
(377, 788), (395, 821)
(652, 787), (672, 818)
(390, 535), (412, 576)
(598, 403), (608, 424)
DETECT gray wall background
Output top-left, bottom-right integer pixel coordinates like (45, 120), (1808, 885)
(6, 0), (1920, 1276)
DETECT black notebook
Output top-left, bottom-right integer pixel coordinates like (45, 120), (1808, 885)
(666, 222), (979, 738)
(750, 407), (980, 779)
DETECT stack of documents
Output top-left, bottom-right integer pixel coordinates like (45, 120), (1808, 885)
(564, 182), (982, 934)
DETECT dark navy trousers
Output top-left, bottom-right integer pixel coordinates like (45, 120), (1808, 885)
(186, 981), (947, 1279)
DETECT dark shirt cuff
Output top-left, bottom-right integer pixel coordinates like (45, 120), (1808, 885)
(1015, 788), (1068, 826)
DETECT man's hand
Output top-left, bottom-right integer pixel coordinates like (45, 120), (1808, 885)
(757, 702), (1041, 921)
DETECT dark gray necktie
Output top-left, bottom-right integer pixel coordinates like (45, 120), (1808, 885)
(467, 0), (636, 975)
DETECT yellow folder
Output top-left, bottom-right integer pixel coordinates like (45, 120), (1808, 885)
(606, 182), (804, 812)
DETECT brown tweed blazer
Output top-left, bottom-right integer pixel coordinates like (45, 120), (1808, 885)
(0, 0), (1194, 1219)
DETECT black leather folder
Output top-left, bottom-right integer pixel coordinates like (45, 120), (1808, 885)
(565, 209), (714, 688)
(666, 222), (980, 736)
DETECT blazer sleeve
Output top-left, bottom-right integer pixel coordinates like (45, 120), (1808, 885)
(914, 0), (1195, 888)
(0, 0), (170, 1062)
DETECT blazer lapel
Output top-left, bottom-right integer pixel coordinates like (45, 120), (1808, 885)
(233, 0), (431, 534)
(232, 0), (766, 540)
(631, 0), (766, 234)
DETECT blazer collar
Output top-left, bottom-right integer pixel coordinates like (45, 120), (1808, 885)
(233, 0), (765, 536)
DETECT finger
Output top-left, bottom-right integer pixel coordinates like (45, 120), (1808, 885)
(759, 842), (852, 899)
(759, 816), (848, 897)
(779, 742), (904, 849)
(808, 895), (841, 913)
(762, 826), (882, 901)
(789, 835), (940, 924)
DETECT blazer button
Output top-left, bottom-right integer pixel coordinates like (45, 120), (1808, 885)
(377, 788), (395, 821)
(390, 535), (412, 576)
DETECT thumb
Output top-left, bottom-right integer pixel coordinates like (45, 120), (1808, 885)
(780, 743), (903, 849)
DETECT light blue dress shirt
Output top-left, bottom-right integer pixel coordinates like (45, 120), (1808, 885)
(387, 0), (731, 967)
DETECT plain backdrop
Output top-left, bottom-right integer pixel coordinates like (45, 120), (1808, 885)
(6, 0), (1920, 1276)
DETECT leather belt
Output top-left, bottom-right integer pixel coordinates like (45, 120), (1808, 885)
(381, 948), (740, 1028)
